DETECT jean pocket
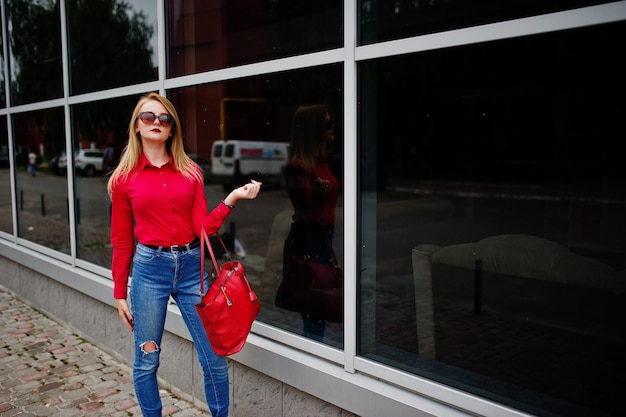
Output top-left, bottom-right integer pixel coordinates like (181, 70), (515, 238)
(134, 244), (158, 264)
(188, 246), (202, 261)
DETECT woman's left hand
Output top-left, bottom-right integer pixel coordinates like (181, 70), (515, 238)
(225, 179), (262, 205)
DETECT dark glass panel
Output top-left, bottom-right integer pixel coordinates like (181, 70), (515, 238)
(71, 95), (139, 266)
(167, 0), (342, 77)
(8, 0), (63, 105)
(0, 118), (10, 234)
(0, 31), (6, 108)
(13, 108), (69, 253)
(358, 21), (625, 417)
(170, 64), (344, 347)
(359, 0), (619, 45)
(67, 0), (157, 95)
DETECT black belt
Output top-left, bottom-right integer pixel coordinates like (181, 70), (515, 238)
(143, 238), (200, 252)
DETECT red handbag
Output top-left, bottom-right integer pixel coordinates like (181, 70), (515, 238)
(195, 229), (260, 356)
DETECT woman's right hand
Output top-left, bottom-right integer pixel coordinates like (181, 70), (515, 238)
(224, 179), (262, 206)
(116, 298), (134, 331)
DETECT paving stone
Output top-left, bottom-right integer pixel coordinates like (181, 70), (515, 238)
(0, 288), (209, 416)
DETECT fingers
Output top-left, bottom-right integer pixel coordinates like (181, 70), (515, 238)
(120, 312), (134, 331)
(240, 180), (262, 199)
(225, 180), (262, 206)
(115, 299), (134, 331)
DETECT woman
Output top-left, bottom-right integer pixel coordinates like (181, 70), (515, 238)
(108, 92), (261, 417)
(279, 104), (340, 341)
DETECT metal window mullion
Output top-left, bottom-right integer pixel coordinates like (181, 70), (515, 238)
(59, 0), (77, 264)
(157, 0), (166, 95)
(343, 0), (358, 375)
(1, 0), (17, 243)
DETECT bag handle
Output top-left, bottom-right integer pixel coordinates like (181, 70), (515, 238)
(200, 228), (229, 295)
(200, 228), (258, 303)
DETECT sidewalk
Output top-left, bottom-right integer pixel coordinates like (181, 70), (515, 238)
(0, 287), (207, 416)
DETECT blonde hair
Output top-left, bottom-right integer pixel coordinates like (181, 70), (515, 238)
(107, 92), (202, 194)
(289, 104), (329, 169)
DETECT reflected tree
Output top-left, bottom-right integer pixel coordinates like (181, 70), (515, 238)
(68, 0), (155, 150)
(8, 0), (154, 152)
(67, 0), (155, 95)
(8, 0), (63, 105)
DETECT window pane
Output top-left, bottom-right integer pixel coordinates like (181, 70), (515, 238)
(8, 0), (63, 105)
(72, 96), (138, 266)
(67, 0), (157, 95)
(358, 22), (626, 417)
(13, 109), (69, 253)
(0, 118), (11, 233)
(0, 30), (6, 108)
(359, 0), (618, 45)
(167, 1), (343, 77)
(170, 64), (344, 347)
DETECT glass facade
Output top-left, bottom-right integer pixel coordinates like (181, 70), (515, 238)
(12, 108), (69, 252)
(166, 0), (343, 77)
(7, 0), (63, 105)
(1, 1), (625, 416)
(70, 95), (139, 264)
(66, 0), (158, 95)
(359, 21), (626, 417)
(168, 64), (344, 347)
(0, 24), (5, 109)
(0, 117), (10, 233)
(359, 0), (619, 44)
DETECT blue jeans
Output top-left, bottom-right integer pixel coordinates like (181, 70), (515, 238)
(130, 243), (229, 417)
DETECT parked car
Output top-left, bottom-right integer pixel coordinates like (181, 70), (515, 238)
(48, 153), (63, 175)
(102, 146), (122, 175)
(58, 149), (105, 177)
(0, 151), (9, 168)
(14, 151), (30, 167)
(189, 154), (212, 183)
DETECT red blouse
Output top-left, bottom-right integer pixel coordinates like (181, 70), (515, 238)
(109, 154), (231, 299)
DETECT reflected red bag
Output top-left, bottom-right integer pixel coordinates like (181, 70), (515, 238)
(275, 228), (343, 323)
(275, 254), (343, 323)
(195, 230), (260, 356)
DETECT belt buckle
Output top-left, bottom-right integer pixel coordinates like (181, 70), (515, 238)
(170, 244), (181, 252)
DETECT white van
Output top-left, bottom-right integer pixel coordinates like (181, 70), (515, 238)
(211, 140), (289, 190)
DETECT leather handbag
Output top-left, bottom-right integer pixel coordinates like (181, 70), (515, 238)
(195, 229), (260, 356)
(275, 230), (343, 323)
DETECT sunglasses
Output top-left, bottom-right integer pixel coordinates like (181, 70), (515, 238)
(138, 112), (174, 127)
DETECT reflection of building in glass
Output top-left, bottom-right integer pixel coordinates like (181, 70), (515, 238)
(1, 1), (625, 417)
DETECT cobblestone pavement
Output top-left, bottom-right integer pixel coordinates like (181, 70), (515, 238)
(0, 287), (208, 416)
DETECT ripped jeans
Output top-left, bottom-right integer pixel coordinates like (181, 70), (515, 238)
(130, 243), (229, 417)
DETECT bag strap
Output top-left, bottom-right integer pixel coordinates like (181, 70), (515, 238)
(200, 229), (258, 302)
(200, 229), (229, 295)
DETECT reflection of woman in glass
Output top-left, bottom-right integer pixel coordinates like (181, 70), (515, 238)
(107, 92), (261, 417)
(281, 104), (340, 341)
